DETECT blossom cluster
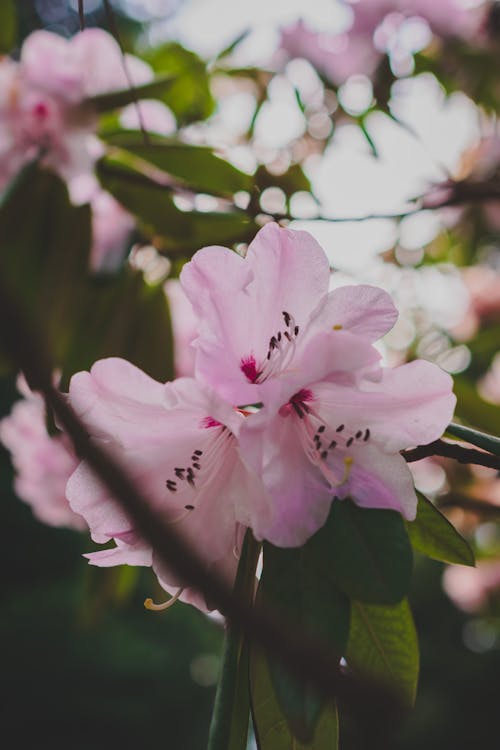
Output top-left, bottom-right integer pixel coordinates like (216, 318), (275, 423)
(0, 29), (174, 272)
(55, 223), (455, 609)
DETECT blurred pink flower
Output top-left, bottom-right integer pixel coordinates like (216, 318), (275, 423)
(0, 377), (84, 530)
(164, 279), (198, 377)
(443, 559), (500, 613)
(0, 29), (164, 190)
(66, 358), (271, 610)
(181, 224), (456, 546)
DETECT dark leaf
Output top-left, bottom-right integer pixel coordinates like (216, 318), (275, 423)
(257, 543), (349, 743)
(346, 599), (419, 708)
(104, 131), (252, 196)
(307, 499), (413, 605)
(86, 74), (177, 113)
(250, 648), (339, 750)
(407, 493), (475, 567)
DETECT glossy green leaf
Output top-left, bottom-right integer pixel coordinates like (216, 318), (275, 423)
(144, 42), (214, 124)
(250, 648), (339, 750)
(407, 494), (475, 567)
(86, 74), (176, 113)
(97, 157), (257, 251)
(0, 163), (91, 366)
(208, 533), (260, 750)
(446, 422), (500, 457)
(254, 163), (312, 197)
(257, 544), (349, 743)
(104, 131), (252, 196)
(307, 499), (413, 605)
(347, 599), (419, 708)
(0, 0), (16, 53)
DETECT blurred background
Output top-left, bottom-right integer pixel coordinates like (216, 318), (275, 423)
(1, 1), (500, 747)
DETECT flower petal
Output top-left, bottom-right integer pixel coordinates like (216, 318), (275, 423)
(309, 285), (398, 342)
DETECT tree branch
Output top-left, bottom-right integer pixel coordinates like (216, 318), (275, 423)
(402, 439), (500, 471)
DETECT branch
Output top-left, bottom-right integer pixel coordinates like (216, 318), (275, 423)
(402, 439), (500, 471)
(0, 274), (403, 731)
(78, 0), (85, 30)
(438, 494), (500, 517)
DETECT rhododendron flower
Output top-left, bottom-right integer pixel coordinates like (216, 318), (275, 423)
(0, 29), (163, 190)
(0, 376), (84, 530)
(65, 358), (271, 610)
(181, 223), (456, 546)
(164, 278), (199, 377)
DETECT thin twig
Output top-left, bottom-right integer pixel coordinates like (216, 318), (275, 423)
(402, 439), (500, 471)
(0, 275), (403, 732)
(438, 494), (500, 517)
(102, 0), (150, 145)
(78, 0), (85, 30)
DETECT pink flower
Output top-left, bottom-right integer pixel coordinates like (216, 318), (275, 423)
(443, 559), (500, 613)
(65, 358), (271, 610)
(164, 279), (199, 377)
(0, 29), (157, 190)
(181, 224), (456, 546)
(0, 376), (84, 530)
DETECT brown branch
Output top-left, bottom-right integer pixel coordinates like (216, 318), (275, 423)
(438, 494), (500, 517)
(402, 439), (500, 471)
(101, 0), (150, 145)
(78, 0), (85, 30)
(0, 275), (403, 733)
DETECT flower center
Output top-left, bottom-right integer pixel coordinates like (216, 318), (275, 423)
(284, 390), (372, 489)
(164, 419), (236, 519)
(240, 310), (300, 384)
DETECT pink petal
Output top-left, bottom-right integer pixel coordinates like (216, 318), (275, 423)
(309, 285), (398, 342)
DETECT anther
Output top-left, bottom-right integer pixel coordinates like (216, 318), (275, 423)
(320, 451), (328, 460)
(185, 504), (194, 510)
(192, 462), (201, 470)
(356, 430), (363, 439)
(346, 437), (354, 447)
(186, 468), (195, 487)
(364, 429), (370, 441)
(284, 331), (291, 342)
(329, 440), (337, 449)
(283, 311), (291, 326)
(336, 424), (345, 432)
(174, 467), (185, 479)
(294, 325), (299, 336)
(317, 425), (326, 433)
(277, 332), (282, 342)
(193, 450), (203, 456)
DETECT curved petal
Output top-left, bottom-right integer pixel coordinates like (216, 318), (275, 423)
(85, 540), (152, 568)
(336, 444), (418, 520)
(312, 359), (456, 452)
(239, 409), (333, 547)
(308, 285), (398, 342)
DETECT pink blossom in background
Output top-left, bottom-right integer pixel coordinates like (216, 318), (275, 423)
(66, 358), (271, 610)
(182, 223), (456, 547)
(0, 377), (84, 530)
(164, 279), (199, 377)
(443, 559), (500, 613)
(0, 29), (167, 191)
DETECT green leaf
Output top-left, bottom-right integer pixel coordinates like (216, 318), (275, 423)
(208, 533), (260, 750)
(104, 131), (252, 196)
(453, 376), (500, 435)
(0, 0), (17, 53)
(346, 599), (419, 708)
(144, 42), (214, 125)
(250, 648), (339, 750)
(254, 163), (312, 197)
(446, 422), (500, 457)
(60, 268), (174, 386)
(0, 163), (91, 367)
(407, 493), (475, 567)
(257, 544), (349, 743)
(307, 499), (413, 605)
(86, 74), (177, 113)
(97, 157), (257, 251)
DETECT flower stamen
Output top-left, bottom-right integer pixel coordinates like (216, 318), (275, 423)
(144, 587), (184, 612)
